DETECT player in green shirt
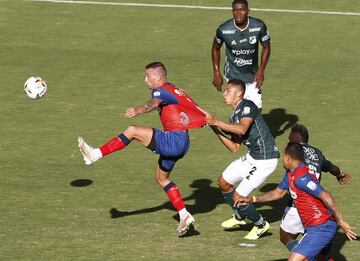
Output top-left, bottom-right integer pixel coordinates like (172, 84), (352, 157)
(205, 79), (279, 240)
(212, 0), (271, 108)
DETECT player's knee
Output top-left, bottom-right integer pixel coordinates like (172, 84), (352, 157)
(279, 228), (296, 246)
(155, 175), (167, 188)
(279, 232), (288, 246)
(124, 125), (139, 137)
(126, 125), (138, 134)
(217, 176), (231, 191)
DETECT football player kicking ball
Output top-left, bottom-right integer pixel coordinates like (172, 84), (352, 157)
(78, 62), (206, 235)
(205, 79), (279, 240)
(280, 124), (352, 253)
(234, 142), (356, 261)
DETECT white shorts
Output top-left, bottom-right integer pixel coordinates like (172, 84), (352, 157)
(244, 82), (262, 109)
(222, 153), (278, 196)
(280, 206), (305, 234)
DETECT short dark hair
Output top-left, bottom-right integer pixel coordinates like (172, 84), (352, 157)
(232, 0), (248, 8)
(145, 62), (167, 76)
(290, 124), (309, 143)
(285, 142), (304, 161)
(228, 79), (246, 93)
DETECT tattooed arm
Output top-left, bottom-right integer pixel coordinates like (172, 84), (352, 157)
(124, 98), (162, 118)
(234, 187), (287, 207)
(318, 190), (357, 241)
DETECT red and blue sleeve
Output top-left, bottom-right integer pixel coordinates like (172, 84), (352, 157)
(151, 88), (178, 105)
(295, 174), (324, 197)
(278, 172), (289, 190)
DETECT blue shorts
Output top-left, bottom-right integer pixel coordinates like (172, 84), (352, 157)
(147, 129), (190, 172)
(292, 219), (337, 261)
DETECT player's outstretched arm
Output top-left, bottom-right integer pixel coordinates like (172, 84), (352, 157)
(212, 38), (223, 91)
(234, 187), (287, 207)
(318, 190), (357, 241)
(124, 98), (162, 118)
(328, 163), (351, 185)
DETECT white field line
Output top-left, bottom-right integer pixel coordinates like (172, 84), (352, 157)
(27, 0), (360, 16)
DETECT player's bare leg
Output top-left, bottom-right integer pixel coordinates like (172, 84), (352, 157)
(280, 227), (299, 251)
(122, 125), (153, 146)
(78, 125), (153, 165)
(288, 252), (307, 261)
(155, 165), (172, 188)
(155, 166), (194, 235)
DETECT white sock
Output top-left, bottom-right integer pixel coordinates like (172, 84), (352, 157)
(179, 208), (188, 219)
(93, 148), (102, 161)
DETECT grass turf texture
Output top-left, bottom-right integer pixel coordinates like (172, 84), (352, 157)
(1, 0), (359, 260)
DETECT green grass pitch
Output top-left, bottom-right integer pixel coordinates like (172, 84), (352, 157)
(1, 0), (359, 260)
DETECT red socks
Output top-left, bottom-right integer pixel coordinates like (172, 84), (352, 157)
(99, 134), (130, 157)
(163, 182), (185, 211)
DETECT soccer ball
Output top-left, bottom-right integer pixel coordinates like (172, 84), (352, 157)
(24, 76), (47, 99)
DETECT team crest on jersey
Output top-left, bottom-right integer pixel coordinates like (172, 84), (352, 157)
(174, 89), (185, 96)
(231, 40), (237, 45)
(249, 36), (257, 44)
(179, 112), (190, 126)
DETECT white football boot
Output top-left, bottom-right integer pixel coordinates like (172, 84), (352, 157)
(177, 213), (195, 235)
(78, 136), (97, 165)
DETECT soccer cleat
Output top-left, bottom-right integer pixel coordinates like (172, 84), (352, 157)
(78, 136), (96, 165)
(244, 221), (270, 240)
(177, 213), (195, 235)
(221, 215), (247, 228)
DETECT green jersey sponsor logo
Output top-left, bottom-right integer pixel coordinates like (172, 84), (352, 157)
(215, 17), (270, 83)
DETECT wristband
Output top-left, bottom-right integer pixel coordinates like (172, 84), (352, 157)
(252, 196), (256, 203)
(336, 171), (344, 180)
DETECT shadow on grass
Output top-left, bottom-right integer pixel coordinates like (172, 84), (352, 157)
(221, 183), (287, 241)
(109, 181), (289, 222)
(262, 108), (298, 139)
(110, 179), (222, 237)
(109, 180), (291, 238)
(109, 181), (289, 223)
(269, 232), (357, 261)
(70, 179), (93, 187)
(110, 178), (223, 219)
(329, 232), (360, 261)
(179, 224), (200, 238)
(255, 183), (290, 224)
